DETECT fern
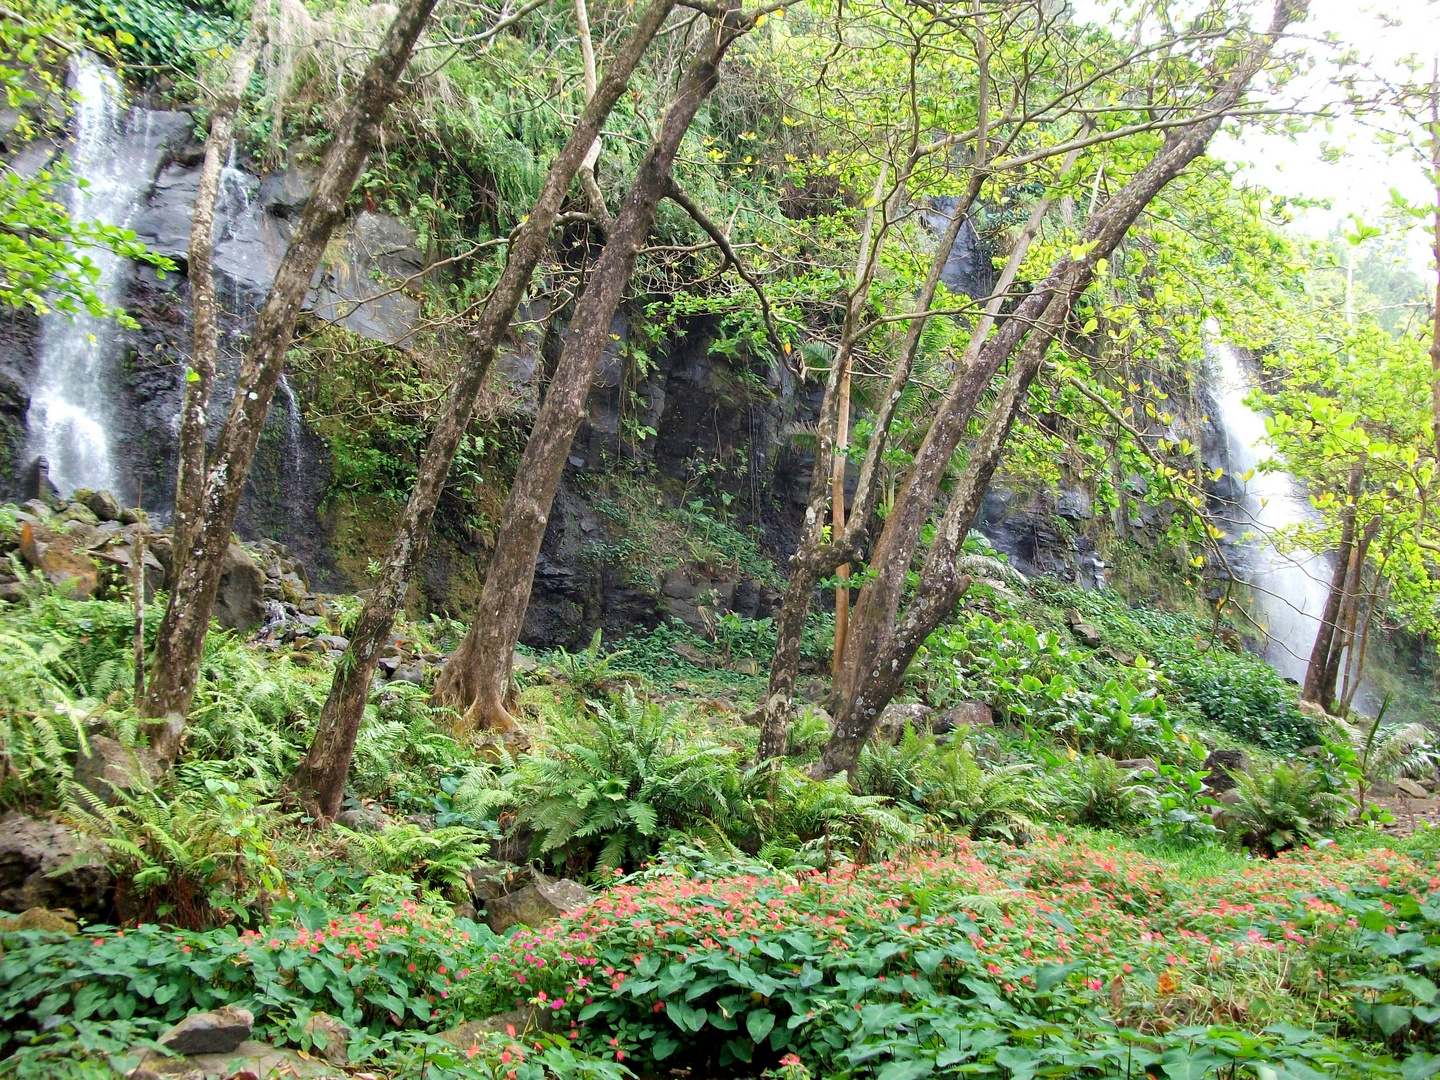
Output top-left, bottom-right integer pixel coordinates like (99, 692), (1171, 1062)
(337, 823), (488, 896)
(501, 689), (737, 871)
(63, 776), (288, 928)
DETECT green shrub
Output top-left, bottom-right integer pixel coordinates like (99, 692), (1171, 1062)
(461, 690), (738, 872)
(1048, 754), (1157, 830)
(64, 776), (288, 929)
(0, 900), (499, 1065)
(1224, 760), (1349, 855)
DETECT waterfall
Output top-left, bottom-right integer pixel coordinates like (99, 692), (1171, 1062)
(25, 56), (162, 498)
(1209, 341), (1335, 684)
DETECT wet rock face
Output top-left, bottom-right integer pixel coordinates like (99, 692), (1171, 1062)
(0, 813), (113, 918)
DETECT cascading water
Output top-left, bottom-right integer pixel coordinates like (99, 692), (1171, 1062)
(25, 56), (163, 497)
(1209, 341), (1335, 685)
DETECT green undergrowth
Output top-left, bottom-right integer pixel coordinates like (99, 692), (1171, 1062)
(3, 534), (1439, 1078)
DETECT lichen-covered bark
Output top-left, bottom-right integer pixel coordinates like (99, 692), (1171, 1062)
(434, 1), (752, 731)
(293, 0), (677, 819)
(141, 0), (440, 759)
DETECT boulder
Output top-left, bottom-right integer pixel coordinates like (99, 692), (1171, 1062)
(512, 650), (539, 675)
(469, 861), (528, 903)
(214, 543), (266, 631)
(159, 1006), (254, 1055)
(441, 1007), (552, 1050)
(18, 521), (99, 598)
(83, 489), (121, 522)
(876, 703), (933, 744)
(1070, 623), (1102, 649)
(1394, 778), (1430, 800)
(1063, 608), (1084, 629)
(130, 1039), (334, 1080)
(0, 906), (79, 933)
(935, 701), (994, 733)
(75, 736), (162, 804)
(1114, 757), (1159, 777)
(303, 1012), (351, 1066)
(1203, 749), (1248, 792)
(0, 812), (111, 917)
(334, 806), (388, 833)
(484, 877), (592, 933)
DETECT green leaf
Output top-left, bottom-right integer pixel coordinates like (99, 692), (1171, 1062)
(877, 1059), (934, 1080)
(1375, 1004), (1413, 1036)
(746, 1009), (775, 1043)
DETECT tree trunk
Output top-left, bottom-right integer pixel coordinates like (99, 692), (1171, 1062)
(814, 0), (1305, 777)
(830, 181), (1056, 713)
(1320, 514), (1378, 710)
(290, 0), (677, 819)
(173, 17), (265, 571)
(140, 0), (440, 760)
(753, 166), (915, 761)
(1302, 458), (1363, 704)
(433, 1), (751, 730)
(1428, 73), (1439, 464)
(817, 295), (1062, 778)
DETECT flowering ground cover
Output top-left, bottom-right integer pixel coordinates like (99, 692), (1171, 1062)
(457, 833), (1440, 1078)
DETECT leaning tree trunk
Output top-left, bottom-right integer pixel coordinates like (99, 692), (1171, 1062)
(1320, 514), (1379, 710)
(814, 0), (1306, 778)
(172, 14), (265, 573)
(1302, 458), (1364, 705)
(816, 297), (1063, 778)
(140, 0), (440, 760)
(291, 0), (677, 819)
(433, 1), (751, 731)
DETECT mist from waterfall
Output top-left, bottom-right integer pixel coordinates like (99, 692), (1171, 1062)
(1209, 341), (1336, 685)
(25, 56), (162, 498)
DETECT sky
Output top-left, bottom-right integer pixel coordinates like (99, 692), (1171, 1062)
(1216, 0), (1440, 268)
(1080, 0), (1440, 271)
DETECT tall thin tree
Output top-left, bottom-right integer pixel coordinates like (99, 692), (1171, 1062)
(433, 0), (760, 731)
(141, 0), (442, 759)
(293, 0), (679, 818)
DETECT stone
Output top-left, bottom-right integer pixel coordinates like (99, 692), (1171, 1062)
(0, 906), (78, 933)
(61, 501), (100, 526)
(314, 635), (350, 652)
(1114, 757), (1159, 776)
(214, 543), (266, 632)
(1297, 699), (1334, 723)
(391, 662), (425, 685)
(131, 1039), (334, 1080)
(334, 806), (388, 833)
(1394, 778), (1430, 800)
(469, 861), (527, 902)
(0, 812), (111, 916)
(1298, 744), (1326, 758)
(1203, 749), (1248, 792)
(84, 490), (121, 522)
(119, 506), (148, 526)
(441, 1007), (552, 1050)
(1063, 607), (1084, 628)
(512, 650), (539, 675)
(159, 1007), (254, 1055)
(1070, 623), (1102, 649)
(876, 703), (934, 744)
(672, 641), (713, 667)
(303, 1012), (350, 1066)
(75, 736), (162, 804)
(18, 521), (99, 598)
(453, 900), (478, 921)
(935, 701), (993, 733)
(484, 877), (592, 933)
(376, 655), (402, 679)
(1218, 788), (1243, 806)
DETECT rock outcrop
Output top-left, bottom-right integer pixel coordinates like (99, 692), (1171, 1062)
(0, 813), (112, 917)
